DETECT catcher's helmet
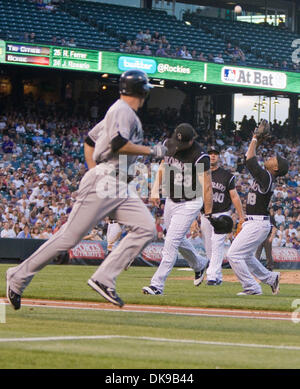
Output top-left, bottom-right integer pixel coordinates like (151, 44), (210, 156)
(119, 70), (153, 98)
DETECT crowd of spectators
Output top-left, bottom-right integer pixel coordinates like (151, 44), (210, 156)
(0, 97), (299, 254)
(117, 29), (300, 72)
(118, 30), (249, 67)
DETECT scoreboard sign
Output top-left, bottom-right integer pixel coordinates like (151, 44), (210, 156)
(1, 40), (299, 94)
(3, 41), (102, 72)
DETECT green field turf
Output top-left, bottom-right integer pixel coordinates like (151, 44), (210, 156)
(0, 264), (300, 369)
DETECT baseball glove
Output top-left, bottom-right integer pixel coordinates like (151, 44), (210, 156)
(235, 220), (244, 237)
(253, 119), (270, 142)
(208, 215), (233, 235)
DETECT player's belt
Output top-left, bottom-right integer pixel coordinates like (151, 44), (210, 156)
(245, 216), (270, 221)
(170, 197), (195, 203)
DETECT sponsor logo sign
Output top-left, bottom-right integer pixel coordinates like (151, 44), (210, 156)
(222, 66), (287, 89)
(157, 63), (191, 74)
(69, 241), (106, 260)
(141, 242), (164, 263)
(272, 247), (300, 262)
(118, 56), (156, 73)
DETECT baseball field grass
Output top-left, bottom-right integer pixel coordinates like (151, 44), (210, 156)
(1, 264), (300, 369)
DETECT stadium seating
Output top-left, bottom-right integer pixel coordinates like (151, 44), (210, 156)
(183, 12), (300, 69)
(0, 0), (299, 70)
(0, 0), (119, 50)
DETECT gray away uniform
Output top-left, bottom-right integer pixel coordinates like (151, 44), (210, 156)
(7, 99), (156, 295)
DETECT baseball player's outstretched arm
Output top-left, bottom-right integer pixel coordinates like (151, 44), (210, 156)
(117, 141), (154, 156)
(230, 189), (245, 221)
(198, 170), (213, 215)
(150, 161), (164, 206)
(117, 140), (166, 158)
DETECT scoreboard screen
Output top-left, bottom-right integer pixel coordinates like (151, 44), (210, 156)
(3, 42), (102, 72)
(0, 40), (299, 94)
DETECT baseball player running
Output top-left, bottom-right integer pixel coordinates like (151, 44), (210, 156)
(142, 123), (212, 295)
(200, 145), (245, 285)
(6, 70), (167, 309)
(226, 120), (288, 295)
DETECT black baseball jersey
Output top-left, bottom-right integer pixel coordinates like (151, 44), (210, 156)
(211, 167), (235, 213)
(245, 156), (275, 216)
(162, 140), (210, 202)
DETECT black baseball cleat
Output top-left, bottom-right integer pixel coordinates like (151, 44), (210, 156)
(194, 260), (209, 286)
(142, 285), (162, 295)
(6, 272), (21, 310)
(88, 279), (124, 307)
(271, 273), (280, 295)
(194, 269), (206, 286)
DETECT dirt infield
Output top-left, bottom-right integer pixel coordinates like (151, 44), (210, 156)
(4, 297), (293, 321)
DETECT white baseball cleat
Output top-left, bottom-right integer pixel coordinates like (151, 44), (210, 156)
(237, 290), (262, 296)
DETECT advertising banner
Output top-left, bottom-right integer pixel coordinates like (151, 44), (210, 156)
(1, 41), (299, 93)
(69, 241), (106, 260)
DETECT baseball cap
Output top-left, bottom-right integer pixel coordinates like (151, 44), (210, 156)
(276, 154), (289, 177)
(167, 123), (197, 153)
(208, 145), (220, 154)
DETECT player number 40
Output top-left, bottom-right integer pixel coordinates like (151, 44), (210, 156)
(213, 192), (224, 203)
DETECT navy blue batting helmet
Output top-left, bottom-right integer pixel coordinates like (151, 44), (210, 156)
(119, 70), (153, 98)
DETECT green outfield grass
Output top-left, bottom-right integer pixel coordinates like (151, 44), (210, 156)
(0, 264), (300, 369)
(0, 264), (299, 311)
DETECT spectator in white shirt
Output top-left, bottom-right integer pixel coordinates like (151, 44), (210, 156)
(287, 223), (298, 237)
(29, 182), (43, 202)
(1, 222), (16, 238)
(16, 123), (26, 135)
(274, 208), (285, 226)
(33, 194), (45, 208)
(224, 148), (234, 167)
(272, 235), (284, 247)
(213, 53), (224, 64)
(12, 173), (24, 189)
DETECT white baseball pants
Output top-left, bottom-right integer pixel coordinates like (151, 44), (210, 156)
(226, 217), (277, 294)
(200, 211), (230, 282)
(151, 198), (208, 293)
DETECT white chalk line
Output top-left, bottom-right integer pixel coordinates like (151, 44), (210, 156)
(0, 334), (300, 351)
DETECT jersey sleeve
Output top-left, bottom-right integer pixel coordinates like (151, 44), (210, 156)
(110, 107), (135, 141)
(87, 121), (103, 143)
(246, 156), (272, 193)
(194, 153), (210, 172)
(228, 175), (236, 191)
